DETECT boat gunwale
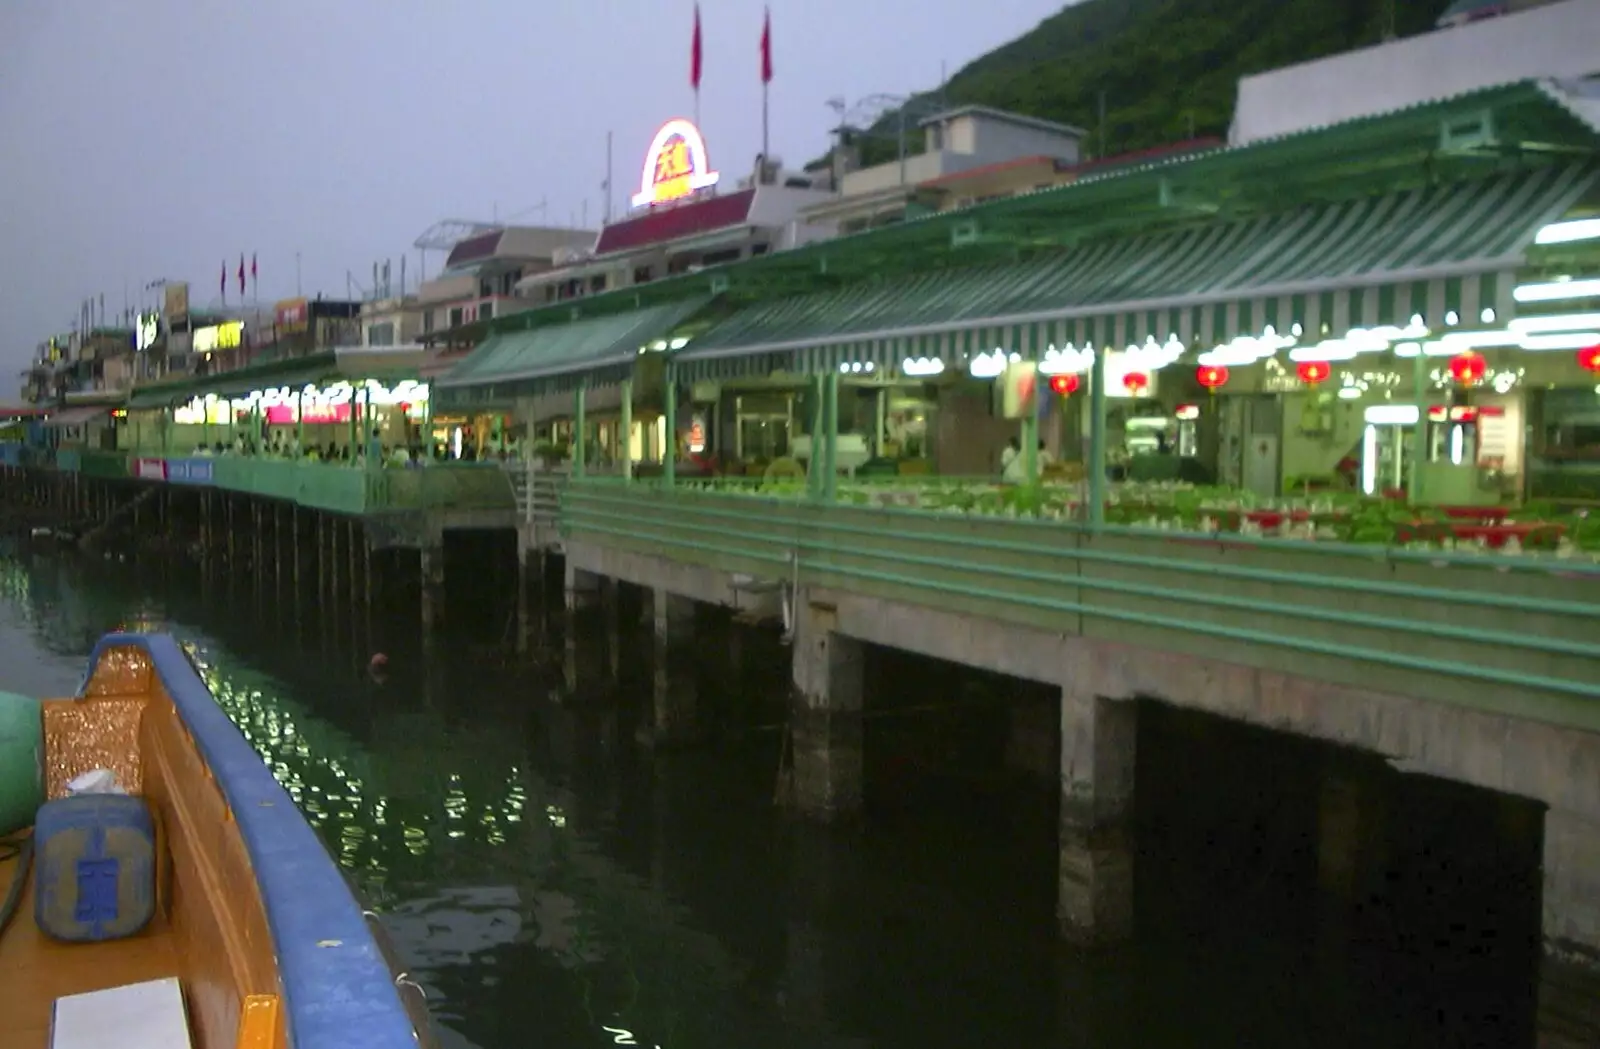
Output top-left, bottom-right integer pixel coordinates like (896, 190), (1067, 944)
(80, 633), (417, 1049)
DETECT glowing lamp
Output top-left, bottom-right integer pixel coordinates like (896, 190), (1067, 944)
(1195, 365), (1229, 391)
(1048, 373), (1080, 396)
(1296, 361), (1331, 385)
(1448, 351), (1486, 386)
(1122, 371), (1149, 396)
(1579, 344), (1600, 374)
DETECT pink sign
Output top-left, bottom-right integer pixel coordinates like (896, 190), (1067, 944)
(135, 458), (168, 481)
(263, 403), (351, 425)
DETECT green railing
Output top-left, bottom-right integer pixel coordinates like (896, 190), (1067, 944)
(560, 480), (1600, 733)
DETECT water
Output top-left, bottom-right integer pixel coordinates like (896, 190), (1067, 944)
(0, 539), (1544, 1049)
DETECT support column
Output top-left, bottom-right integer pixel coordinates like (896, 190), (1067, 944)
(1539, 808), (1600, 1048)
(563, 562), (601, 611)
(420, 541), (444, 636)
(516, 547), (532, 654)
(1316, 767), (1388, 921)
(1057, 685), (1136, 944)
(783, 598), (863, 820)
(643, 589), (697, 747)
(603, 579), (623, 681)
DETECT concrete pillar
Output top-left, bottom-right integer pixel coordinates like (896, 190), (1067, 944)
(603, 579), (623, 681)
(785, 599), (863, 820)
(515, 548), (532, 655)
(1057, 685), (1136, 945)
(563, 562), (601, 611)
(420, 543), (443, 635)
(643, 590), (697, 746)
(1316, 768), (1388, 917)
(1539, 808), (1600, 1048)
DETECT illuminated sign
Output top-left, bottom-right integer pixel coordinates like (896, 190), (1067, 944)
(193, 321), (244, 353)
(135, 312), (160, 352)
(631, 118), (719, 208)
(275, 297), (309, 333)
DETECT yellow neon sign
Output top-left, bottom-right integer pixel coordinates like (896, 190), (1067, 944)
(632, 118), (719, 208)
(193, 321), (244, 353)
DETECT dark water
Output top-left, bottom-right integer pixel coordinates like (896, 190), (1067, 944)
(0, 539), (1545, 1049)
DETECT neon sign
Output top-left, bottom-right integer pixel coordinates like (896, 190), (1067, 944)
(631, 118), (719, 208)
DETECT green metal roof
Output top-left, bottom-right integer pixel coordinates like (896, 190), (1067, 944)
(436, 298), (710, 392)
(674, 162), (1597, 381)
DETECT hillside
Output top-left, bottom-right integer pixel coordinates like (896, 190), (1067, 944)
(847, 0), (1451, 166)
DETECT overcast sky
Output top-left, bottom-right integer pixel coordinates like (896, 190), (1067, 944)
(0, 0), (1074, 377)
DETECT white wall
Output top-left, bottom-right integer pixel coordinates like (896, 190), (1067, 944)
(1231, 0), (1600, 144)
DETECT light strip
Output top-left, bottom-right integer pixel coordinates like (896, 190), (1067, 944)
(1365, 404), (1420, 425)
(1513, 278), (1600, 303)
(1361, 425), (1378, 496)
(1509, 312), (1600, 334)
(1519, 331), (1600, 351)
(1535, 218), (1600, 245)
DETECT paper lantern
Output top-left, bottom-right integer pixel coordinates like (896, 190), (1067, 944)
(1578, 344), (1600, 374)
(1448, 351), (1486, 386)
(1122, 371), (1149, 395)
(1048, 373), (1080, 396)
(1196, 365), (1229, 390)
(1296, 360), (1331, 385)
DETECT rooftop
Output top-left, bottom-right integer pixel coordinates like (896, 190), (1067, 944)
(916, 103), (1087, 139)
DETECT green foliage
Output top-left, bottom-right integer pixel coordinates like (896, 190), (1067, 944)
(850, 0), (1446, 165)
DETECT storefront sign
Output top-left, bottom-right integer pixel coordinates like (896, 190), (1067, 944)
(135, 458), (168, 480)
(632, 119), (720, 208)
(264, 403), (352, 425)
(193, 321), (244, 353)
(166, 459), (214, 485)
(135, 312), (160, 352)
(275, 297), (309, 334)
(687, 415), (706, 454)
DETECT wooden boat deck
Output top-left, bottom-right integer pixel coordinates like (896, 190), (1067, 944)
(0, 836), (181, 1049)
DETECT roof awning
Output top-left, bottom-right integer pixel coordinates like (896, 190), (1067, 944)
(42, 405), (110, 428)
(436, 298), (710, 397)
(674, 162), (1598, 382)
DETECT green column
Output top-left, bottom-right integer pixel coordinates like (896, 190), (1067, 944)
(619, 377), (633, 483)
(573, 386), (587, 479)
(161, 408), (171, 456)
(807, 375), (824, 500)
(1088, 350), (1108, 528)
(822, 371), (839, 502)
(1408, 352), (1427, 504)
(662, 365), (677, 489)
(296, 389), (305, 453)
(347, 389), (358, 463)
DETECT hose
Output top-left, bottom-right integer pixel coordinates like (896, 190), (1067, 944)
(0, 832), (34, 945)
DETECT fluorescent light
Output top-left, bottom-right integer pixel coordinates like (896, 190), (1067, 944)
(1519, 331), (1600, 351)
(1365, 404), (1419, 425)
(1289, 342), (1358, 362)
(1338, 386), (1361, 400)
(1361, 425), (1377, 495)
(1514, 278), (1600, 303)
(1535, 218), (1600, 245)
(1510, 312), (1600, 334)
(1439, 329), (1521, 348)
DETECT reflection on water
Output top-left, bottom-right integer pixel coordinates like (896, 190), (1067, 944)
(0, 540), (1544, 1049)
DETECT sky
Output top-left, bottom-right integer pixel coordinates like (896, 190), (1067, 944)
(0, 0), (1075, 376)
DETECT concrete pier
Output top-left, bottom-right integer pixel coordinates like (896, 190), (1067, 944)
(786, 596), (864, 820)
(1057, 685), (1137, 945)
(1540, 809), (1600, 1047)
(643, 589), (697, 746)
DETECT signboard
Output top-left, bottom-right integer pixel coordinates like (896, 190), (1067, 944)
(135, 458), (168, 481)
(193, 321), (244, 353)
(265, 403), (352, 425)
(163, 283), (190, 328)
(631, 119), (720, 208)
(166, 459), (214, 485)
(135, 312), (160, 352)
(275, 297), (309, 334)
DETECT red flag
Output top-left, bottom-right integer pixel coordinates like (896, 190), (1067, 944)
(238, 254), (246, 296)
(251, 253), (257, 283)
(691, 4), (703, 91)
(761, 7), (772, 84)
(220, 261), (227, 300)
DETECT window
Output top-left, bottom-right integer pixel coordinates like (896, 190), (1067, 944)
(423, 311), (435, 334)
(479, 279), (494, 298)
(589, 274), (609, 293)
(448, 306), (465, 329)
(478, 301), (494, 321)
(367, 322), (396, 346)
(632, 266), (654, 284)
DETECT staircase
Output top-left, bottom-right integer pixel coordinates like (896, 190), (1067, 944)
(504, 461), (566, 551)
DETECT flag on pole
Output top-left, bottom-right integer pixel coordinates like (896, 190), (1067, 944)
(220, 261), (227, 303)
(238, 254), (246, 297)
(761, 7), (773, 84)
(251, 253), (258, 291)
(691, 3), (703, 91)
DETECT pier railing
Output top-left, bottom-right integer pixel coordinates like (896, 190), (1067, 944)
(559, 479), (1600, 732)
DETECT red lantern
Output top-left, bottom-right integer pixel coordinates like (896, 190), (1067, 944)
(1122, 371), (1149, 396)
(1296, 360), (1331, 385)
(1048, 373), (1080, 396)
(1448, 351), (1486, 386)
(1196, 365), (1229, 391)
(1579, 344), (1600, 374)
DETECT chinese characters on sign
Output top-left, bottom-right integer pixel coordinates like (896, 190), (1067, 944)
(631, 119), (720, 208)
